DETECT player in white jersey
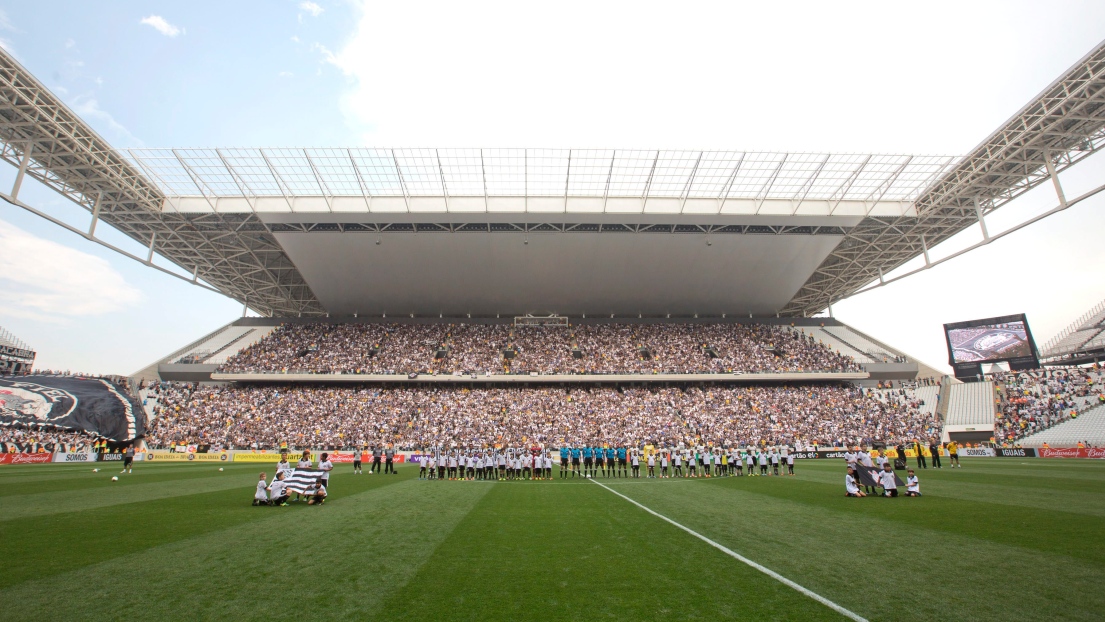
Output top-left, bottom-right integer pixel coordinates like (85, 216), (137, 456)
(267, 472), (289, 506)
(769, 449), (779, 476)
(317, 453), (333, 492)
(253, 472), (270, 506)
(845, 466), (865, 497)
(672, 450), (683, 477)
(745, 451), (754, 476)
(878, 463), (899, 497)
(786, 450), (795, 475)
(858, 449), (876, 493)
(352, 447), (363, 475)
(630, 450), (640, 478)
(905, 469), (920, 496)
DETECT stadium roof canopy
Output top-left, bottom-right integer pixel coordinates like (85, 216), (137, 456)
(1, 41), (1104, 318)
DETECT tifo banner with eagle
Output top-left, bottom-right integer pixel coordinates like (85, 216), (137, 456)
(0, 375), (144, 441)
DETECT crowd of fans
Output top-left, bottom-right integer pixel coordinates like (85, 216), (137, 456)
(0, 424), (102, 453)
(993, 366), (1105, 445)
(144, 381), (937, 452)
(218, 322), (863, 375)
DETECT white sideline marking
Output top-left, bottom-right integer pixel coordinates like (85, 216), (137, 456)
(590, 479), (868, 622)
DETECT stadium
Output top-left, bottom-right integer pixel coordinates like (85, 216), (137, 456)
(1, 6), (1104, 621)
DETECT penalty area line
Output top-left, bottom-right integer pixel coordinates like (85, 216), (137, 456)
(590, 479), (868, 622)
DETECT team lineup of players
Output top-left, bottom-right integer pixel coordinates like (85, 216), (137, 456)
(413, 445), (797, 480)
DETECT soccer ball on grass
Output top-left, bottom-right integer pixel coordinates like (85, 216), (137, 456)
(111, 476), (119, 482)
(219, 468), (224, 471)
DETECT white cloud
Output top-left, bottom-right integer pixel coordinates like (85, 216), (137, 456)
(64, 38), (76, 49)
(291, 35), (300, 43)
(0, 9), (13, 32)
(299, 1), (324, 17)
(70, 95), (143, 147)
(279, 71), (293, 77)
(311, 42), (338, 66)
(139, 15), (182, 37)
(325, 1), (1105, 152)
(0, 219), (142, 321)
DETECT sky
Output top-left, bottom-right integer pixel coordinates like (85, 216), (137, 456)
(0, 0), (1104, 375)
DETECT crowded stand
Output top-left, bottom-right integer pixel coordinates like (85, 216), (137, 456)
(144, 381), (936, 452)
(0, 424), (102, 453)
(218, 322), (863, 375)
(992, 366), (1105, 445)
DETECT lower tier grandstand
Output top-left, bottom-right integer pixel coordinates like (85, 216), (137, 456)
(143, 382), (940, 450)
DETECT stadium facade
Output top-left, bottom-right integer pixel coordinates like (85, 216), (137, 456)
(0, 326), (35, 376)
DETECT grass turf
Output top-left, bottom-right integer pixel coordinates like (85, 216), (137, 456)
(1, 458), (1102, 621)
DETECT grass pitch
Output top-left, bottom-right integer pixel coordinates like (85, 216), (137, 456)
(2, 458), (1103, 621)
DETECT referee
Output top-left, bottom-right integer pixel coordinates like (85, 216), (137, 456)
(371, 446), (383, 473)
(384, 445), (396, 474)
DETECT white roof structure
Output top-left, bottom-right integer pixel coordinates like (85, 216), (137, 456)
(127, 148), (952, 217)
(1, 40), (1104, 318)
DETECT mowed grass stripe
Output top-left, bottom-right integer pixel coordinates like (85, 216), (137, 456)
(606, 469), (1105, 621)
(0, 475), (491, 619)
(788, 460), (1105, 518)
(0, 464), (290, 522)
(376, 478), (846, 621)
(708, 466), (1105, 564)
(590, 478), (867, 622)
(0, 463), (250, 498)
(0, 466), (407, 589)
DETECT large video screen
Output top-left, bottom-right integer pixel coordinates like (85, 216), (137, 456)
(944, 314), (1038, 365)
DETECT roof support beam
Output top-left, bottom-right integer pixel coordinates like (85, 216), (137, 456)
(10, 140), (31, 200)
(303, 149), (333, 212)
(347, 149), (373, 212)
(436, 149), (449, 212)
(602, 150), (615, 213)
(679, 151), (703, 214)
(87, 190), (102, 236)
(641, 151), (659, 211)
(1043, 150), (1068, 208)
(973, 196), (989, 240)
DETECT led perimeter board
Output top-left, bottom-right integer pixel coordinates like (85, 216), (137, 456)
(944, 314), (1039, 379)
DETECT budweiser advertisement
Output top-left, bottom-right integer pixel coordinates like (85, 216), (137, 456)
(326, 453), (366, 463)
(0, 453), (54, 464)
(1038, 447), (1105, 459)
